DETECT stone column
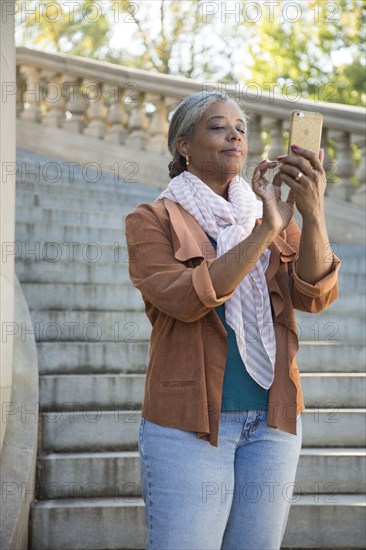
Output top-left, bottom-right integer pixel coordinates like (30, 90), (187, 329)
(0, 0), (16, 452)
(19, 64), (41, 122)
(145, 93), (168, 155)
(267, 118), (285, 160)
(63, 76), (86, 134)
(41, 70), (66, 128)
(104, 82), (128, 144)
(245, 115), (265, 182)
(321, 128), (334, 196)
(16, 65), (26, 118)
(83, 79), (108, 139)
(328, 131), (355, 201)
(125, 92), (149, 150)
(351, 136), (366, 206)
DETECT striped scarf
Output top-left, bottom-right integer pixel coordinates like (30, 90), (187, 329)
(155, 170), (276, 389)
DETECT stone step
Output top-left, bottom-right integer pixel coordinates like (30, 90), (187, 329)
(29, 310), (152, 342)
(330, 242), (366, 264)
(14, 256), (366, 298)
(36, 341), (149, 375)
(39, 374), (145, 411)
(36, 341), (364, 375)
(16, 179), (161, 202)
(29, 494), (366, 550)
(297, 342), (366, 372)
(15, 221), (125, 243)
(300, 373), (366, 408)
(15, 168), (159, 196)
(28, 307), (364, 345)
(36, 448), (366, 500)
(20, 280), (365, 314)
(15, 260), (131, 284)
(39, 373), (366, 411)
(40, 409), (366, 453)
(338, 271), (366, 293)
(16, 204), (132, 227)
(294, 310), (365, 342)
(22, 283), (145, 311)
(320, 291), (366, 312)
(16, 188), (152, 212)
(13, 240), (129, 264)
(30, 497), (147, 550)
(281, 494), (366, 548)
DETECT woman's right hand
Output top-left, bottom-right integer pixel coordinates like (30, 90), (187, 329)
(252, 160), (295, 234)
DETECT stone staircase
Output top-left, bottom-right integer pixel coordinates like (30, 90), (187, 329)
(15, 148), (366, 549)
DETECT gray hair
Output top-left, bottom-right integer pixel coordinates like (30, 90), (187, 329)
(167, 90), (248, 178)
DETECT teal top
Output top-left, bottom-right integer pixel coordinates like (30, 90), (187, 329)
(206, 233), (269, 411)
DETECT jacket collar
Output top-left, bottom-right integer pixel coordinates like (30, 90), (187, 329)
(163, 198), (211, 261)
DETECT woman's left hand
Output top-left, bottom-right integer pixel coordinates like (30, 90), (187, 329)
(273, 145), (327, 220)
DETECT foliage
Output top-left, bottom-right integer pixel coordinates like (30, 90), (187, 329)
(15, 0), (365, 106)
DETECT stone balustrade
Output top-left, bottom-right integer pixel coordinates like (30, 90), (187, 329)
(15, 47), (365, 202)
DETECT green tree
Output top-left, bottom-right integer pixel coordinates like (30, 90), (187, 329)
(244, 0), (365, 106)
(15, 0), (365, 106)
(15, 0), (114, 60)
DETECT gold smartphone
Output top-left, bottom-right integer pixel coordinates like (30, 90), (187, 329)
(287, 111), (323, 158)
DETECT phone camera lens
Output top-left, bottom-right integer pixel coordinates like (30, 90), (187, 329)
(296, 112), (300, 116)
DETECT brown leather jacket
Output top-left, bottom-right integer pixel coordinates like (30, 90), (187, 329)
(125, 197), (341, 447)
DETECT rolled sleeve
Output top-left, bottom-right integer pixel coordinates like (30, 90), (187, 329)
(125, 205), (236, 323)
(192, 258), (236, 307)
(291, 253), (341, 312)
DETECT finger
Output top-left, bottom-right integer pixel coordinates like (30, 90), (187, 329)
(290, 145), (323, 171)
(255, 160), (278, 177)
(278, 173), (302, 193)
(277, 154), (313, 178)
(279, 164), (310, 182)
(286, 188), (295, 207)
(319, 148), (324, 165)
(272, 172), (283, 187)
(252, 172), (266, 195)
(274, 184), (281, 201)
(252, 161), (277, 190)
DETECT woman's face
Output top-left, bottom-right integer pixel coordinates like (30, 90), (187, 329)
(177, 100), (248, 197)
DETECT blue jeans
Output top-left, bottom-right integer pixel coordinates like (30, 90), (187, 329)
(138, 409), (302, 550)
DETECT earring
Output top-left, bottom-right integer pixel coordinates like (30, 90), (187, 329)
(185, 155), (190, 166)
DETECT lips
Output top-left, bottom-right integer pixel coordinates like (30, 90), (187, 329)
(222, 148), (243, 155)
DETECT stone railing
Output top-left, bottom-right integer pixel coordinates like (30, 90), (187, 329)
(15, 47), (365, 202)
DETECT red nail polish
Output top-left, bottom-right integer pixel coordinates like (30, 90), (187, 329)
(291, 144), (302, 151)
(276, 155), (286, 160)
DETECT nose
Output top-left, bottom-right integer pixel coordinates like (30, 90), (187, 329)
(228, 126), (242, 140)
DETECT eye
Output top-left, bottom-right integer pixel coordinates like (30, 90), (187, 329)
(212, 126), (224, 130)
(238, 128), (246, 134)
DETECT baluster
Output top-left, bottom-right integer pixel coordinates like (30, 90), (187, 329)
(16, 65), (26, 118)
(41, 70), (66, 128)
(245, 114), (265, 182)
(165, 96), (180, 121)
(83, 80), (107, 139)
(351, 136), (366, 205)
(19, 64), (41, 122)
(328, 131), (356, 201)
(145, 94), (168, 155)
(125, 92), (149, 150)
(267, 118), (285, 159)
(320, 128), (334, 196)
(62, 76), (86, 134)
(104, 83), (128, 144)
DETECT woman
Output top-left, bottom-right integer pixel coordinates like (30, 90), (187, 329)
(124, 91), (341, 550)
